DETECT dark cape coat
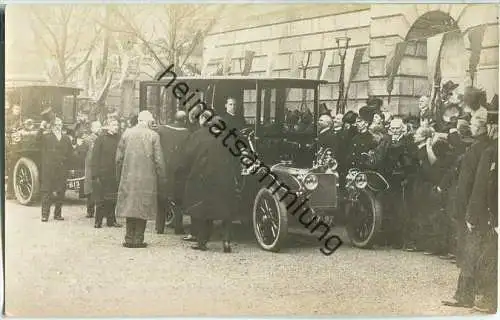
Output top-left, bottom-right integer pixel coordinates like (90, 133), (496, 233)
(91, 132), (120, 202)
(38, 130), (73, 193)
(157, 123), (191, 203)
(179, 125), (240, 221)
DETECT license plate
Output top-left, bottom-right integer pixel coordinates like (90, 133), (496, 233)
(67, 180), (80, 190)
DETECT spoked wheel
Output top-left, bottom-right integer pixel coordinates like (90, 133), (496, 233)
(346, 189), (382, 248)
(13, 157), (40, 205)
(252, 188), (288, 252)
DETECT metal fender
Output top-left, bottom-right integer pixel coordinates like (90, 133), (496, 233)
(363, 170), (390, 192)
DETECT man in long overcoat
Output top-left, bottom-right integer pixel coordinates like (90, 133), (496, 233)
(83, 121), (102, 218)
(464, 111), (498, 313)
(179, 112), (239, 252)
(115, 111), (166, 248)
(405, 126), (434, 252)
(442, 111), (491, 308)
(378, 118), (419, 249)
(91, 118), (122, 228)
(156, 110), (190, 234)
(38, 117), (73, 222)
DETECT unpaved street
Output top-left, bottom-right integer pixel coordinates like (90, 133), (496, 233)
(4, 197), (475, 317)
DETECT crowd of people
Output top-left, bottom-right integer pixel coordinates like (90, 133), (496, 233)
(5, 81), (498, 313)
(25, 98), (243, 254)
(314, 82), (498, 313)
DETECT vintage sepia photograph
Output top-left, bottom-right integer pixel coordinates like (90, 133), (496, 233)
(3, 2), (499, 317)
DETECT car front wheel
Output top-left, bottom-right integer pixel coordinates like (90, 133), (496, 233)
(13, 157), (40, 205)
(252, 188), (288, 252)
(345, 189), (383, 249)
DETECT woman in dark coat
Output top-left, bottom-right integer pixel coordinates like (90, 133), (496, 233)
(180, 112), (239, 252)
(91, 118), (122, 228)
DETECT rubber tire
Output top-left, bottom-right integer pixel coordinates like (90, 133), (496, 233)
(13, 157), (40, 206)
(346, 189), (383, 249)
(252, 188), (288, 252)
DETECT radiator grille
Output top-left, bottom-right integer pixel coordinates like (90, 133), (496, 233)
(309, 173), (338, 209)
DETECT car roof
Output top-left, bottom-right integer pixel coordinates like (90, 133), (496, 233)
(7, 84), (83, 95)
(141, 76), (328, 90)
(6, 78), (83, 95)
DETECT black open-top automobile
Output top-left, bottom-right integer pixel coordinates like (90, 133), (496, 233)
(6, 81), (85, 205)
(140, 76), (387, 251)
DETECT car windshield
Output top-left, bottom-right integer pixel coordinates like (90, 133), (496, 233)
(8, 86), (77, 123)
(139, 79), (320, 134)
(243, 87), (316, 136)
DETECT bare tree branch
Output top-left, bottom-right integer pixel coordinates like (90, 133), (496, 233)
(112, 8), (167, 70)
(66, 28), (103, 80)
(30, 7), (61, 57)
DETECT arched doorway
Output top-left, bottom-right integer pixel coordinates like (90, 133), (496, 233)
(406, 11), (467, 92)
(397, 11), (467, 113)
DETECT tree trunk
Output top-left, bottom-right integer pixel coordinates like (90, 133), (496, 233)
(100, 6), (111, 76)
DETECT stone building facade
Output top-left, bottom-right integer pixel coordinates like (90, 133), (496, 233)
(203, 4), (499, 115)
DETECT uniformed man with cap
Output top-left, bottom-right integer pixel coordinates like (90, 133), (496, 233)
(346, 106), (379, 170)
